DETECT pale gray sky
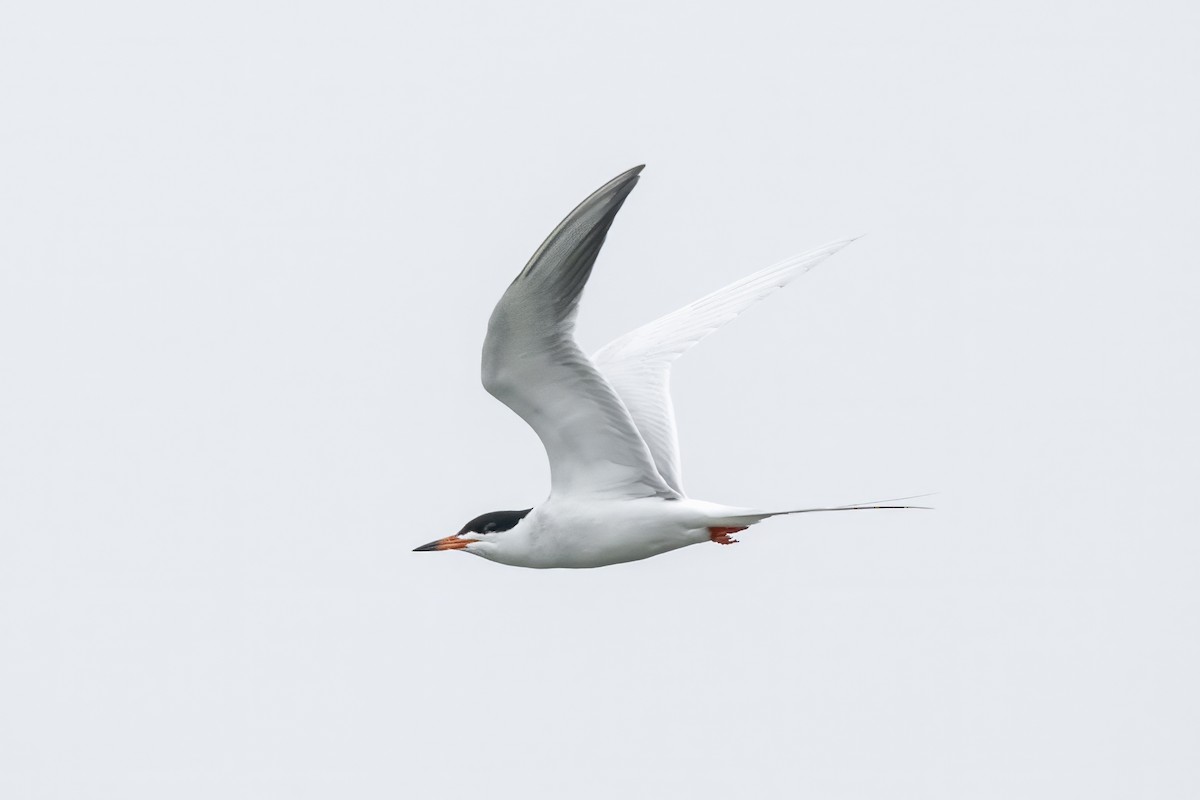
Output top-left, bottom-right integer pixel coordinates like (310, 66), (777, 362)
(2, 1), (1198, 798)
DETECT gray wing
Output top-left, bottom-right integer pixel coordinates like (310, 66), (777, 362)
(592, 240), (856, 495)
(482, 166), (677, 500)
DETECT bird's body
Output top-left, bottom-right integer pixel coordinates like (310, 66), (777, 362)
(415, 166), (922, 569)
(473, 497), (756, 569)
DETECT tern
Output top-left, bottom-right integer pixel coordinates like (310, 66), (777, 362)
(415, 166), (924, 568)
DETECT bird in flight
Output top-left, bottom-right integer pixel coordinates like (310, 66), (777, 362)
(415, 166), (925, 568)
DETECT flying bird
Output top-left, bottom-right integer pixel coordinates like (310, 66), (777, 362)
(415, 166), (924, 568)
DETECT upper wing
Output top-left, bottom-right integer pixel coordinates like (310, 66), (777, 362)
(482, 166), (677, 500)
(592, 239), (857, 495)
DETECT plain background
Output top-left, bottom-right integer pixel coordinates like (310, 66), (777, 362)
(2, 1), (1197, 798)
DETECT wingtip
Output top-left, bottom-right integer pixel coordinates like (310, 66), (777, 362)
(596, 165), (645, 205)
(810, 234), (864, 258)
(611, 164), (645, 184)
(581, 166), (645, 202)
(510, 165), (647, 284)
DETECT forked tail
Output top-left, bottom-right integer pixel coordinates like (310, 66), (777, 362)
(711, 494), (935, 527)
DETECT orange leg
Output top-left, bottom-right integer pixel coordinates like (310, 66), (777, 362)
(708, 526), (747, 545)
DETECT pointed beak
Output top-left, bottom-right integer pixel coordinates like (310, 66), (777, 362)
(413, 536), (472, 552)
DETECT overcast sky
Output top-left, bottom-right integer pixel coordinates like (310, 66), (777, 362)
(2, 1), (1198, 798)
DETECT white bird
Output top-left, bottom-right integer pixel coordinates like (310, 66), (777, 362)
(415, 166), (924, 568)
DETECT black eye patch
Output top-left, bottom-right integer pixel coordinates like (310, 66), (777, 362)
(459, 508), (533, 535)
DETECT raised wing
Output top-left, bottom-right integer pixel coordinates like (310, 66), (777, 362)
(482, 166), (677, 500)
(592, 239), (856, 495)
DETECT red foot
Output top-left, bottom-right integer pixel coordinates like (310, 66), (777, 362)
(708, 526), (747, 545)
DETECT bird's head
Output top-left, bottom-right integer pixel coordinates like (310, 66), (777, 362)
(413, 508), (533, 557)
